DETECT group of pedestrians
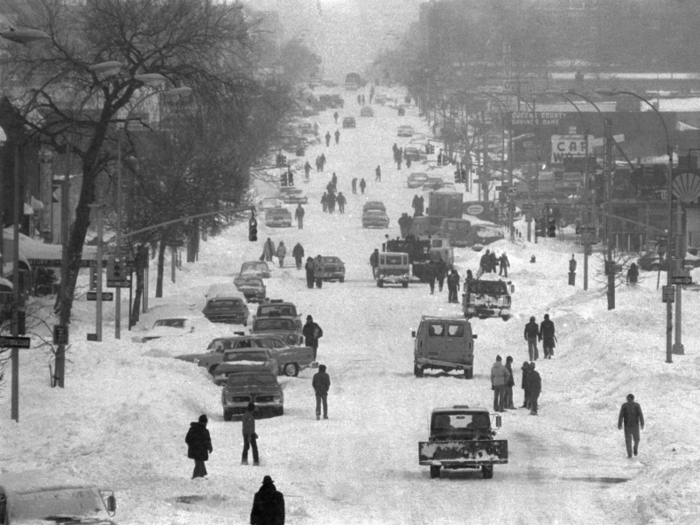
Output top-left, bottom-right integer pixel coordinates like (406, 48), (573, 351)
(523, 314), (556, 361)
(351, 177), (366, 194)
(261, 238), (289, 267)
(478, 249), (509, 277)
(314, 154), (326, 172)
(320, 178), (346, 214)
(411, 195), (424, 217)
(490, 356), (541, 416)
(392, 143), (403, 169)
(324, 130), (340, 147)
(398, 212), (413, 238)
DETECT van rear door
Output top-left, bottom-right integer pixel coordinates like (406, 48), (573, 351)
(442, 322), (471, 364)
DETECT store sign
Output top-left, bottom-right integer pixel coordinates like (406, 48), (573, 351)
(511, 111), (564, 126)
(550, 135), (594, 164)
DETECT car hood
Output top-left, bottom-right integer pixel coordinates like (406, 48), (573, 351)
(141, 326), (190, 341)
(223, 383), (282, 395)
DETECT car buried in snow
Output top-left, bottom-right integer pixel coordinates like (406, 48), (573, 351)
(251, 316), (305, 346)
(222, 367), (284, 420)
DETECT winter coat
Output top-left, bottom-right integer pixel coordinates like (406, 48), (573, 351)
(359, 179), (366, 189)
(529, 370), (542, 396)
(540, 319), (556, 347)
(185, 422), (212, 461)
(370, 251), (379, 267)
(242, 410), (256, 436)
(303, 322), (323, 348)
(312, 370), (331, 395)
(293, 245), (304, 261)
(524, 321), (540, 340)
(262, 239), (275, 260)
(488, 252), (498, 271)
(321, 193), (328, 205)
(500, 255), (510, 268)
(337, 194), (346, 206)
(276, 243), (287, 259)
(479, 252), (490, 271)
(305, 259), (315, 276)
(490, 361), (511, 387)
(435, 260), (447, 279)
(313, 257), (324, 276)
(327, 193), (336, 206)
(521, 363), (531, 390)
(505, 362), (515, 387)
(627, 264), (639, 283)
(250, 483), (285, 525)
(295, 206), (305, 220)
(424, 262), (437, 280)
(447, 272), (460, 288)
(618, 401), (644, 429)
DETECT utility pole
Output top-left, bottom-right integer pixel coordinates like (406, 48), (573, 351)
(604, 118), (615, 310)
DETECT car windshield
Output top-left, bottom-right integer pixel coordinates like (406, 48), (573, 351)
(382, 255), (405, 265)
(223, 351), (268, 363)
(153, 318), (187, 328)
(257, 304), (297, 317)
(468, 280), (509, 295)
(366, 210), (385, 216)
(206, 299), (243, 309)
(432, 412), (490, 434)
(254, 319), (295, 331)
(322, 257), (341, 264)
(227, 373), (277, 386)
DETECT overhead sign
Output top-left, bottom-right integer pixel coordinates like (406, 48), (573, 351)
(0, 336), (31, 348)
(671, 275), (693, 286)
(511, 111), (565, 126)
(550, 135), (594, 164)
(87, 291), (114, 301)
(466, 204), (484, 215)
(576, 226), (596, 234)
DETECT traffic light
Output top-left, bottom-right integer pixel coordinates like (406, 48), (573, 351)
(249, 213), (258, 242)
(547, 218), (557, 238)
(281, 172), (288, 187)
(535, 217), (545, 237)
(89, 267), (99, 290)
(107, 257), (125, 283)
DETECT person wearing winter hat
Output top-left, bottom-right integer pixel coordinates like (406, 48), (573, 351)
(302, 315), (323, 360)
(521, 362), (532, 409)
(529, 362), (542, 416)
(241, 402), (259, 466)
(250, 475), (285, 525)
(185, 414), (213, 479)
(312, 364), (331, 420)
(490, 355), (511, 413)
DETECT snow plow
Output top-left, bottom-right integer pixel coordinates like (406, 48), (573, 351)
(418, 405), (508, 479)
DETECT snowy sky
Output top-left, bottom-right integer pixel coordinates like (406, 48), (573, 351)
(2, 84), (700, 524)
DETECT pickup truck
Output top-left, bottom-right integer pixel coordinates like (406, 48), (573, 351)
(462, 276), (514, 321)
(0, 470), (117, 524)
(376, 252), (410, 288)
(418, 405), (508, 479)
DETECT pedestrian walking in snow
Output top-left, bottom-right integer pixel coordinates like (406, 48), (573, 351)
(320, 153), (326, 171)
(359, 178), (366, 194)
(185, 414), (212, 479)
(529, 363), (542, 415)
(627, 263), (639, 285)
(303, 315), (324, 360)
(261, 238), (275, 262)
(292, 242), (304, 270)
(370, 248), (379, 278)
(250, 475), (285, 525)
(426, 259), (437, 294)
(334, 129), (340, 144)
(327, 192), (336, 214)
(435, 257), (447, 292)
(333, 111), (339, 124)
(540, 314), (556, 359)
(337, 192), (346, 213)
(521, 361), (531, 409)
(618, 394), (645, 458)
(504, 356), (516, 409)
(312, 364), (331, 420)
(241, 402), (259, 465)
(490, 356), (510, 413)
(295, 204), (305, 229)
(304, 161), (311, 180)
(325, 131), (331, 147)
(524, 316), (540, 361)
(313, 255), (324, 288)
(275, 241), (287, 267)
(375, 165), (381, 182)
(351, 177), (357, 194)
(447, 268), (460, 303)
(499, 252), (510, 277)
(305, 257), (315, 288)
(406, 157), (412, 169)
(321, 192), (328, 213)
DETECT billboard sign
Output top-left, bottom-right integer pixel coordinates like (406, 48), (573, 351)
(550, 135), (594, 164)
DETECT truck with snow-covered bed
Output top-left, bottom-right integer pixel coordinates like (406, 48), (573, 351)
(419, 405), (508, 479)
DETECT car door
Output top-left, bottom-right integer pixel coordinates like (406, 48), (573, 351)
(195, 339), (231, 369)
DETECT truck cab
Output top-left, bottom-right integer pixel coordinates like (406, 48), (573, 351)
(376, 252), (411, 288)
(430, 236), (454, 267)
(0, 470), (117, 525)
(462, 276), (514, 321)
(412, 316), (476, 379)
(418, 406), (508, 479)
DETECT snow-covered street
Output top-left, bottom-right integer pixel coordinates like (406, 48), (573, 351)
(3, 85), (700, 525)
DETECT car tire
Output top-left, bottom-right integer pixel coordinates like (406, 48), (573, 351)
(277, 407), (284, 416)
(208, 365), (219, 377)
(482, 466), (493, 479)
(223, 410), (233, 422)
(402, 282), (409, 288)
(501, 315), (510, 322)
(283, 363), (299, 377)
(464, 367), (473, 379)
(430, 466), (441, 479)
(339, 277), (345, 283)
(414, 363), (424, 377)
(377, 280), (384, 288)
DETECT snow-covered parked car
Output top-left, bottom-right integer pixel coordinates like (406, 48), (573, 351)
(139, 316), (214, 343)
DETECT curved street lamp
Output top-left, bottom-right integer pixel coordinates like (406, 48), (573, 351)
(596, 88), (676, 363)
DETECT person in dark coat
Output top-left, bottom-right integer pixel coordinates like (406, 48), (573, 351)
(504, 356), (516, 409)
(465, 269), (474, 289)
(351, 177), (357, 194)
(294, 204), (305, 229)
(521, 361), (531, 409)
(185, 414), (212, 479)
(241, 402), (259, 465)
(490, 355), (510, 413)
(447, 268), (460, 303)
(528, 362), (542, 415)
(478, 250), (491, 277)
(292, 243), (305, 270)
(627, 263), (639, 285)
(304, 161), (311, 179)
(375, 165), (382, 182)
(435, 257), (447, 292)
(319, 153), (326, 171)
(370, 248), (379, 278)
(524, 316), (540, 361)
(262, 238), (275, 262)
(321, 192), (328, 212)
(250, 475), (285, 525)
(325, 131), (331, 147)
(327, 192), (336, 214)
(499, 252), (510, 277)
(334, 129), (340, 144)
(359, 178), (366, 194)
(336, 192), (347, 213)
(312, 364), (331, 420)
(618, 394), (645, 458)
(331, 172), (338, 187)
(333, 111), (339, 123)
(304, 257), (315, 288)
(425, 259), (437, 294)
(540, 314), (556, 359)
(302, 315), (323, 360)
(488, 251), (498, 273)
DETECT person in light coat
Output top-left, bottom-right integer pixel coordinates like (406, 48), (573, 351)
(275, 241), (287, 267)
(490, 356), (511, 413)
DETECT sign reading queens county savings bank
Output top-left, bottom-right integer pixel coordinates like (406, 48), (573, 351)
(550, 135), (594, 164)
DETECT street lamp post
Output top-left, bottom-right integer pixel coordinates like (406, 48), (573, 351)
(114, 81), (192, 339)
(597, 89), (676, 363)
